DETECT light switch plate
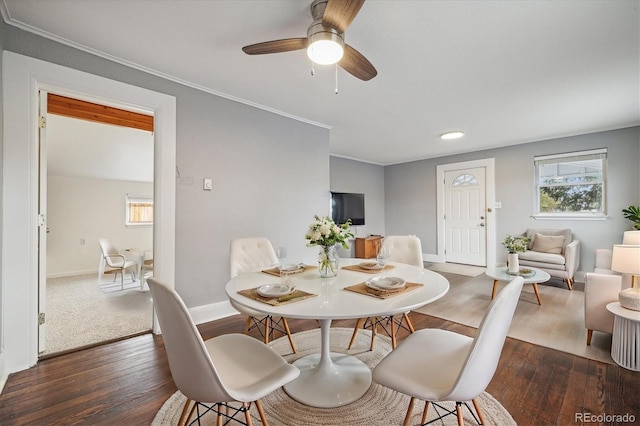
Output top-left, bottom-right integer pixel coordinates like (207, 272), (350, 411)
(203, 178), (213, 190)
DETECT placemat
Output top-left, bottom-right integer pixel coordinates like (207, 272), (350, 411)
(261, 264), (316, 277)
(237, 287), (317, 306)
(341, 264), (396, 274)
(343, 282), (423, 299)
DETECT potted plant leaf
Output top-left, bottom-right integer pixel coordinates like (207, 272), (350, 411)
(622, 205), (640, 230)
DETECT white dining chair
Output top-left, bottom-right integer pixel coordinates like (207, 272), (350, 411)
(229, 237), (297, 353)
(348, 235), (423, 350)
(148, 277), (299, 425)
(373, 276), (524, 426)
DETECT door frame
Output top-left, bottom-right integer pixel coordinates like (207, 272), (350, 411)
(2, 51), (176, 374)
(436, 158), (496, 267)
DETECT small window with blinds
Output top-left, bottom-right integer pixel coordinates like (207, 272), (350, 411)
(126, 194), (153, 226)
(534, 148), (607, 219)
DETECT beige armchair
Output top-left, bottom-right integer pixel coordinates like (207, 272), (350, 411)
(584, 273), (622, 345)
(518, 228), (580, 290)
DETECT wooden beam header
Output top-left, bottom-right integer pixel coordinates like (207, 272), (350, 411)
(47, 93), (154, 132)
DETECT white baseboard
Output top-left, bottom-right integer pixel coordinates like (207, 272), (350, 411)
(423, 253), (442, 263)
(189, 300), (238, 325)
(47, 269), (97, 279)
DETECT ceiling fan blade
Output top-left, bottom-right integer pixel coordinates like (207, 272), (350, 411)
(323, 0), (365, 33)
(339, 44), (377, 81)
(242, 38), (308, 55)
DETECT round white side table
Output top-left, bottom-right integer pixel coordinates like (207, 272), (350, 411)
(606, 302), (640, 371)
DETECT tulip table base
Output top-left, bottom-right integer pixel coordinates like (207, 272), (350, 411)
(283, 319), (372, 408)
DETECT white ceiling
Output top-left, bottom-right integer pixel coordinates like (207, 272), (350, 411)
(3, 0), (639, 165)
(47, 115), (154, 183)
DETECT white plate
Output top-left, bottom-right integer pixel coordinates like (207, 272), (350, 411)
(279, 263), (304, 273)
(359, 261), (383, 270)
(365, 276), (406, 291)
(257, 284), (294, 298)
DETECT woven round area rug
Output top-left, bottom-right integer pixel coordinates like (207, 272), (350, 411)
(152, 327), (516, 425)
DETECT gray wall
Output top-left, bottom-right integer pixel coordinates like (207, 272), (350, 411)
(385, 127), (640, 273)
(2, 23), (329, 307)
(329, 156), (385, 256)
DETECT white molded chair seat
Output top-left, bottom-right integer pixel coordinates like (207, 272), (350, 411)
(148, 278), (299, 426)
(230, 237), (297, 353)
(349, 235), (423, 350)
(373, 276), (524, 426)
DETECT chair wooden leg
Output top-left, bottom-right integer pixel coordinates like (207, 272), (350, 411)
(390, 316), (397, 349)
(587, 329), (593, 345)
(566, 278), (573, 291)
(264, 316), (271, 344)
(491, 280), (499, 299)
(370, 318), (377, 351)
(282, 317), (296, 353)
(404, 312), (415, 333)
(455, 403), (464, 426)
(178, 398), (193, 426)
(348, 318), (364, 349)
(472, 398), (487, 425)
(243, 316), (253, 334)
(421, 401), (430, 424)
(255, 399), (269, 426)
(216, 403), (223, 426)
(243, 402), (253, 426)
(403, 397), (415, 426)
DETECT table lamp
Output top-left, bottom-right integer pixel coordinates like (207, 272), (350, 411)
(611, 244), (640, 311)
(623, 230), (640, 245)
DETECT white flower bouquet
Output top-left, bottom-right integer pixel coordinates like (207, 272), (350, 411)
(502, 235), (531, 254)
(305, 215), (354, 249)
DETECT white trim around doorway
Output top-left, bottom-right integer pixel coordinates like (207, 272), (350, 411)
(2, 51), (176, 377)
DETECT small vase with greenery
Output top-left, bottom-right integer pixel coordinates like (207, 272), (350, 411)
(622, 205), (640, 230)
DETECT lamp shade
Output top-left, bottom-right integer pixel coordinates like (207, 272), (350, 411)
(611, 245), (640, 275)
(623, 230), (640, 245)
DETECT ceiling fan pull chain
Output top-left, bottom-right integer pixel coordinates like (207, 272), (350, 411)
(310, 61), (315, 76)
(335, 63), (339, 94)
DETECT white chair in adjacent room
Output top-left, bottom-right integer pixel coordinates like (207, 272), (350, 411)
(348, 235), (423, 350)
(229, 237), (297, 353)
(97, 238), (139, 289)
(373, 276), (523, 426)
(147, 278), (299, 426)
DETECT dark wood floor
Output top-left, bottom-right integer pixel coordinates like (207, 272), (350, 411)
(0, 313), (638, 426)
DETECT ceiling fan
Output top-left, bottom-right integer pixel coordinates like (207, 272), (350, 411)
(242, 0), (377, 81)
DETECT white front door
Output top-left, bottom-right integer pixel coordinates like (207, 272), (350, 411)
(444, 167), (487, 266)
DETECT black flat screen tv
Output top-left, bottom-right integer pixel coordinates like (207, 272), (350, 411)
(331, 192), (365, 226)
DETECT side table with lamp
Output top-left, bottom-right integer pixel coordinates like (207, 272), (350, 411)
(607, 235), (640, 371)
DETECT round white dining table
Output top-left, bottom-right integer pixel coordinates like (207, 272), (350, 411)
(225, 258), (449, 408)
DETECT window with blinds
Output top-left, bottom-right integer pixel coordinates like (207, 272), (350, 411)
(126, 194), (153, 226)
(534, 148), (607, 219)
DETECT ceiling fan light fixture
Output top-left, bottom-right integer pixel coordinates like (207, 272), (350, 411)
(440, 131), (465, 140)
(307, 21), (344, 65)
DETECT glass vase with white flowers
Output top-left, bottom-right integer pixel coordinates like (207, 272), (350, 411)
(305, 215), (354, 277)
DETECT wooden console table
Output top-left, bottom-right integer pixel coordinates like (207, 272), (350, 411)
(354, 236), (383, 259)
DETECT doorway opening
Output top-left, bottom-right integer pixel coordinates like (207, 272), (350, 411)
(40, 93), (155, 357)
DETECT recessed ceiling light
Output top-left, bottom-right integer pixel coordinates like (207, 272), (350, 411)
(440, 131), (465, 140)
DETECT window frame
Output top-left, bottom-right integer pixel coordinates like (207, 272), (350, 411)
(533, 148), (607, 220)
(125, 193), (154, 227)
